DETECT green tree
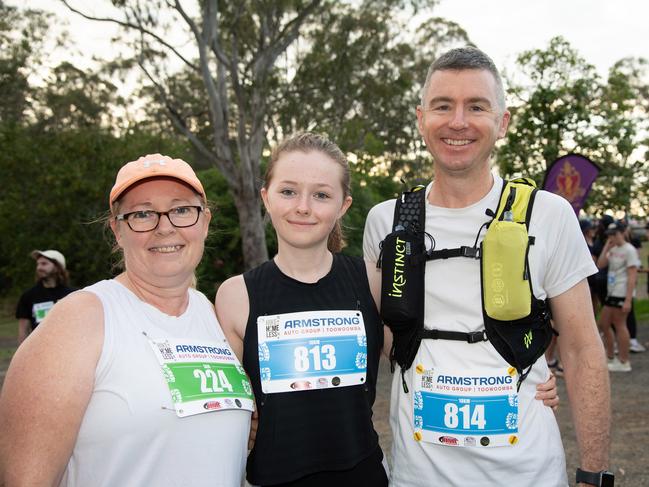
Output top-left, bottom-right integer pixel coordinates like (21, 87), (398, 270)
(497, 36), (648, 214)
(0, 123), (192, 294)
(273, 2), (468, 176)
(0, 3), (194, 293)
(62, 0), (325, 270)
(0, 2), (50, 124)
(60, 0), (469, 270)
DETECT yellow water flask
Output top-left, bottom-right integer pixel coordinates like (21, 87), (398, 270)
(482, 218), (531, 321)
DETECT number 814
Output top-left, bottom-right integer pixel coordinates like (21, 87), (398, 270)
(444, 403), (486, 430)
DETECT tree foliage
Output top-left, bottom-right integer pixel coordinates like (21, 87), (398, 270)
(60, 0), (468, 270)
(0, 2), (50, 125)
(0, 2), (192, 294)
(497, 36), (648, 214)
(62, 0), (326, 270)
(5, 5), (647, 301)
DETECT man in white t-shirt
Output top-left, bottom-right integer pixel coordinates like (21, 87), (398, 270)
(363, 47), (612, 487)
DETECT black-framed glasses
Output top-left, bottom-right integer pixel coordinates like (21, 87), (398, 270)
(116, 205), (204, 232)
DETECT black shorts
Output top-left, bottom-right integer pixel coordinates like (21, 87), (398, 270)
(263, 446), (388, 487)
(604, 296), (625, 308)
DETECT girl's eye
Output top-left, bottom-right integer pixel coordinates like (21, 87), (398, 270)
(280, 189), (296, 196)
(314, 192), (330, 200)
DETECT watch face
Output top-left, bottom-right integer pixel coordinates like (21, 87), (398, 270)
(601, 472), (615, 487)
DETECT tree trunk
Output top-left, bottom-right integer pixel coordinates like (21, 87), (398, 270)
(232, 181), (268, 270)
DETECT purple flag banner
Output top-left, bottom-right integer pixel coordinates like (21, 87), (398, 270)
(542, 153), (600, 216)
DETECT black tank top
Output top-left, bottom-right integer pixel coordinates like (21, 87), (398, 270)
(243, 254), (383, 485)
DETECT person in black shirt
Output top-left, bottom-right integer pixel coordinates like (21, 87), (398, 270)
(15, 250), (75, 344)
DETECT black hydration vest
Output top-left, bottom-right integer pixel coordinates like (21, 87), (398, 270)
(379, 179), (554, 391)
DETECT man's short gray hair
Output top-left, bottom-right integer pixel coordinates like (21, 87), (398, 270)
(420, 46), (506, 112)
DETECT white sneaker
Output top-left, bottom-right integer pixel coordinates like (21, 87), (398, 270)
(630, 339), (646, 353)
(608, 358), (632, 372)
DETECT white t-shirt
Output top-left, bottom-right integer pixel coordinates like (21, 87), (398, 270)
(606, 242), (640, 298)
(363, 175), (597, 487)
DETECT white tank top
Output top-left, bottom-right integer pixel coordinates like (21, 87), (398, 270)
(60, 280), (250, 487)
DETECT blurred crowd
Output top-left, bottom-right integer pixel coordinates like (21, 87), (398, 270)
(548, 215), (648, 375)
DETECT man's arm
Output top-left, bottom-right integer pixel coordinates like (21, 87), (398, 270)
(17, 319), (31, 345)
(550, 279), (610, 475)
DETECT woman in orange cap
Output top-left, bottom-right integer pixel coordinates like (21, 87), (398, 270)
(0, 154), (252, 486)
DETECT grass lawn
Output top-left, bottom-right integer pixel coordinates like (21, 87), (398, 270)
(636, 299), (649, 322)
(0, 311), (15, 337)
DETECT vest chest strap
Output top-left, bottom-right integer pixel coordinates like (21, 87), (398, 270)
(427, 245), (480, 261)
(420, 328), (488, 344)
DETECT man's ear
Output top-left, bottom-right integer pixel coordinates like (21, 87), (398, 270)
(416, 105), (425, 137)
(498, 110), (511, 139)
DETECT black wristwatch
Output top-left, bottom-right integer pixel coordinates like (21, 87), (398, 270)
(576, 468), (614, 486)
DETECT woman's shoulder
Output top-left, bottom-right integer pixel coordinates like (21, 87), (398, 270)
(217, 274), (247, 300)
(49, 289), (104, 323)
(215, 275), (249, 336)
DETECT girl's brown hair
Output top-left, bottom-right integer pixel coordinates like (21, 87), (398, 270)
(264, 132), (351, 253)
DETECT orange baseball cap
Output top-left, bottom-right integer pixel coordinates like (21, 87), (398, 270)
(109, 154), (206, 211)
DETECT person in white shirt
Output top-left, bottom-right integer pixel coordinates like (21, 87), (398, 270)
(596, 221), (641, 372)
(363, 46), (611, 487)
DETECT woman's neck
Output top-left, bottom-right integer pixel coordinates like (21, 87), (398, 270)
(116, 272), (190, 316)
(273, 244), (333, 284)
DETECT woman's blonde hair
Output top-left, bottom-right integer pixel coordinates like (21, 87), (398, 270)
(264, 132), (351, 253)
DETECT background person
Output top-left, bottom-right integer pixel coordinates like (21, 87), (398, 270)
(15, 249), (75, 344)
(597, 221), (641, 372)
(0, 154), (251, 486)
(581, 219), (600, 311)
(591, 214), (615, 308)
(364, 46), (610, 486)
(622, 221), (645, 353)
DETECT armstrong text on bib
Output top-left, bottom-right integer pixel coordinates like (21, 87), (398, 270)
(413, 365), (519, 447)
(257, 310), (367, 394)
(148, 338), (254, 417)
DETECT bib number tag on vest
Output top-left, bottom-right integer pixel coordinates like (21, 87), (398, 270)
(257, 310), (367, 394)
(148, 338), (254, 417)
(413, 365), (519, 447)
(33, 301), (54, 324)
